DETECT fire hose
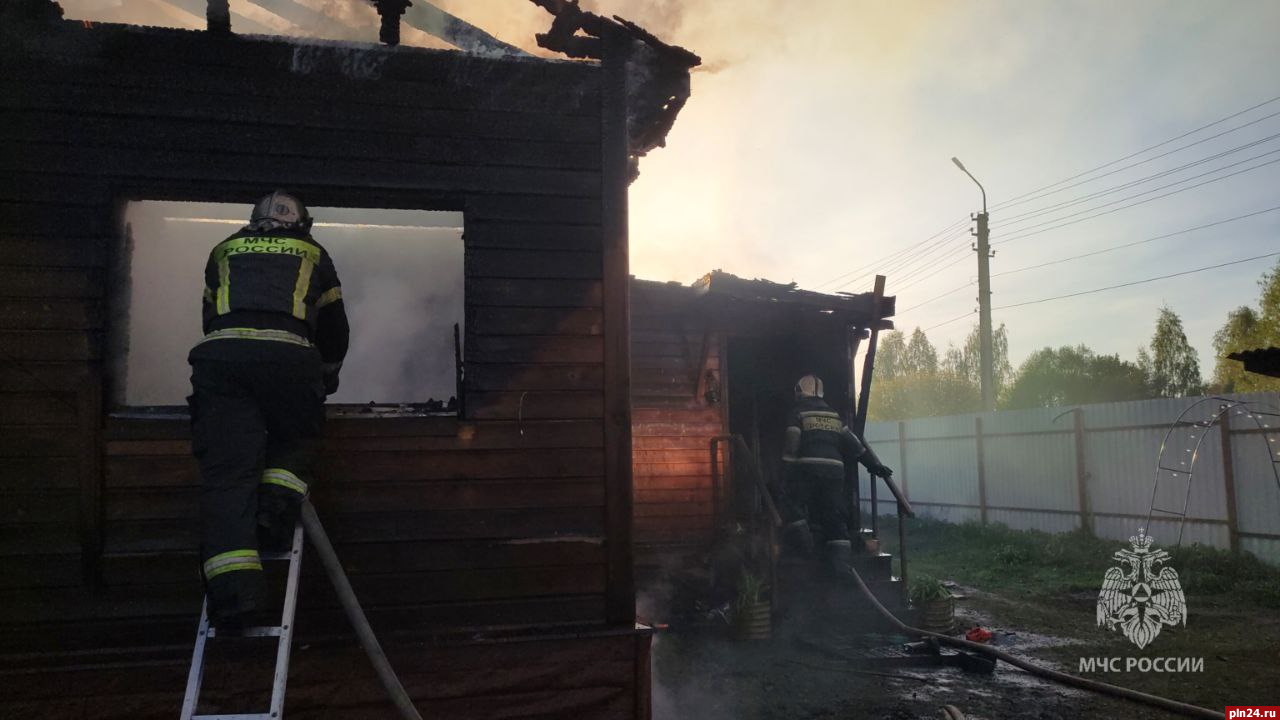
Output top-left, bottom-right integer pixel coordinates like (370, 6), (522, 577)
(843, 564), (1223, 720)
(301, 500), (425, 720)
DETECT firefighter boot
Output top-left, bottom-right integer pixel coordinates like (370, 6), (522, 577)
(824, 539), (854, 580)
(782, 519), (815, 557)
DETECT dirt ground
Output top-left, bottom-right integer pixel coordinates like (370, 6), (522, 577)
(650, 518), (1280, 719)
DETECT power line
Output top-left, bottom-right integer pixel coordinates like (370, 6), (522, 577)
(989, 92), (1280, 211)
(812, 216), (967, 291)
(992, 109), (1280, 216)
(899, 280), (975, 313)
(992, 205), (1280, 279)
(993, 129), (1280, 228)
(994, 147), (1280, 238)
(994, 154), (1280, 246)
(869, 227), (970, 286)
(993, 251), (1280, 311)
(891, 243), (973, 289)
(923, 310), (976, 332)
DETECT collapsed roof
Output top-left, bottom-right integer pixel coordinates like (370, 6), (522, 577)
(634, 270), (896, 335)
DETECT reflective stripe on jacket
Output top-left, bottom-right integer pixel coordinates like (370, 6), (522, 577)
(200, 227), (349, 364)
(782, 396), (867, 473)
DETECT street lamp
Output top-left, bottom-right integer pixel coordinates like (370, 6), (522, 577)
(951, 156), (986, 213)
(952, 156), (994, 412)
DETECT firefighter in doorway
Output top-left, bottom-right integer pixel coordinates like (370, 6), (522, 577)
(780, 373), (893, 576)
(187, 191), (349, 629)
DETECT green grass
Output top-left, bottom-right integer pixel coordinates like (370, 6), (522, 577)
(878, 515), (1280, 608)
(876, 516), (1280, 712)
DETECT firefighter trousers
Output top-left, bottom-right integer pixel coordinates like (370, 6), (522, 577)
(783, 466), (852, 545)
(188, 349), (325, 624)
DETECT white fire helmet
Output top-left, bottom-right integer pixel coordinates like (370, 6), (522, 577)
(249, 190), (312, 232)
(795, 374), (824, 398)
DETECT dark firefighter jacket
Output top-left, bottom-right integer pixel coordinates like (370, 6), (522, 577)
(192, 227), (349, 364)
(782, 395), (867, 479)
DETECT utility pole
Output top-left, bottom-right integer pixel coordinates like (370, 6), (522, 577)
(952, 157), (995, 411)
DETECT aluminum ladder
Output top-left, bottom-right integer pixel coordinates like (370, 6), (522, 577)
(180, 522), (305, 720)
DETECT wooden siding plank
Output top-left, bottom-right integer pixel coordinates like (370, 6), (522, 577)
(103, 507), (605, 552)
(0, 332), (99, 361)
(0, 237), (107, 267)
(104, 418), (605, 450)
(0, 456), (79, 490)
(0, 393), (78, 425)
(0, 426), (81, 456)
(102, 479), (604, 521)
(7, 40), (600, 117)
(0, 268), (103, 298)
(466, 364), (604, 392)
(468, 279), (602, 308)
(467, 249), (600, 280)
(466, 336), (603, 364)
(0, 298), (101, 330)
(105, 448), (606, 487)
(464, 221), (602, 252)
(0, 110), (602, 172)
(468, 308), (602, 336)
(465, 391), (604, 420)
(0, 146), (601, 199)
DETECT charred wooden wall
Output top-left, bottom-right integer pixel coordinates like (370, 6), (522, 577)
(629, 281), (727, 558)
(0, 21), (637, 681)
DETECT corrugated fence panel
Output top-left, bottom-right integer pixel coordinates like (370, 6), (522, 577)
(865, 391), (1280, 564)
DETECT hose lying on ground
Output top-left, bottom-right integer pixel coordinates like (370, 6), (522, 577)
(843, 565), (1223, 720)
(301, 500), (425, 720)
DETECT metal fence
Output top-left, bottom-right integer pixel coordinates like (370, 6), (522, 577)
(861, 392), (1280, 565)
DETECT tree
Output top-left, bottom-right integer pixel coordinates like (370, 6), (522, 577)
(1002, 345), (1151, 410)
(1211, 306), (1263, 392)
(870, 370), (981, 420)
(1211, 261), (1280, 392)
(876, 330), (907, 381)
(902, 327), (938, 375)
(868, 326), (982, 421)
(942, 323), (1013, 397)
(1139, 306), (1203, 398)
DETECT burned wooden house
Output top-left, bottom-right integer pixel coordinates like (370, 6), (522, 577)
(0, 1), (700, 717)
(627, 272), (897, 593)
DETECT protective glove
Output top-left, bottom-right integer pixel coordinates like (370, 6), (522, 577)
(322, 362), (342, 397)
(869, 463), (894, 480)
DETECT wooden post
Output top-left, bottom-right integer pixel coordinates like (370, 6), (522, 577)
(854, 277), (885, 533)
(1220, 409), (1240, 553)
(600, 26), (635, 626)
(853, 276), (887, 435)
(1073, 408), (1093, 534)
(634, 630), (653, 720)
(846, 326), (863, 532)
(975, 416), (988, 524)
(206, 0), (230, 33)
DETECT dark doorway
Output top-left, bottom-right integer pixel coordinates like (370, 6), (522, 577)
(725, 324), (853, 504)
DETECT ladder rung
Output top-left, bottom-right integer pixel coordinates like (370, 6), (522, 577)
(207, 626), (283, 638)
(1157, 466), (1188, 474)
(193, 714), (275, 719)
(1150, 507), (1185, 516)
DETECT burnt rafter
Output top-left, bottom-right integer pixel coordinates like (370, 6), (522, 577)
(529, 0), (702, 181)
(369, 0), (411, 45)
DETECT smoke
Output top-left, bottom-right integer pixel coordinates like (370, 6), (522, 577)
(117, 201), (463, 407)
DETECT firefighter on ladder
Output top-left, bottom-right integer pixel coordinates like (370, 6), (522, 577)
(780, 373), (893, 576)
(187, 191), (349, 630)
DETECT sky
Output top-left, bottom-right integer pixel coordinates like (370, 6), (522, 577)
(62, 0), (1280, 376)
